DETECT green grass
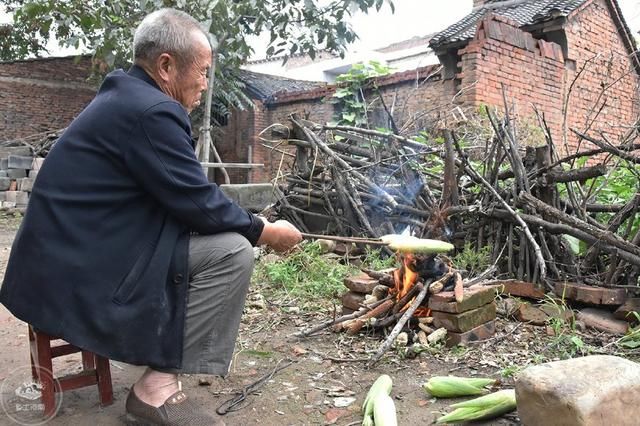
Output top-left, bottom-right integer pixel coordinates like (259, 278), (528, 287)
(254, 241), (357, 302)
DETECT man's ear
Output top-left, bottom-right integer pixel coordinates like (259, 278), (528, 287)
(156, 53), (175, 82)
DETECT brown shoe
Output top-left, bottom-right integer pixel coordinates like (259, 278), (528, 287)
(125, 388), (224, 426)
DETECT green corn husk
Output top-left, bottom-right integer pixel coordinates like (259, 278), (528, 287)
(362, 374), (393, 426)
(373, 394), (398, 426)
(423, 376), (497, 398)
(436, 389), (517, 424)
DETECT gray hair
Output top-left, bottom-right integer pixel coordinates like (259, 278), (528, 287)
(133, 8), (208, 68)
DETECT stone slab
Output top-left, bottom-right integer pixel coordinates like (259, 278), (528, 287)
(614, 298), (640, 323)
(8, 155), (34, 169)
(219, 183), (278, 212)
(495, 280), (546, 300)
(446, 320), (495, 347)
(4, 191), (17, 203)
(1, 201), (16, 208)
(576, 308), (628, 335)
(31, 158), (45, 171)
(0, 159), (7, 170)
(15, 191), (28, 206)
(428, 285), (498, 313)
(0, 147), (31, 158)
(555, 282), (626, 305)
(516, 355), (640, 426)
(28, 169), (38, 178)
(7, 169), (27, 179)
(17, 178), (34, 193)
(343, 273), (379, 294)
(341, 292), (366, 311)
(433, 302), (497, 333)
(0, 178), (10, 191)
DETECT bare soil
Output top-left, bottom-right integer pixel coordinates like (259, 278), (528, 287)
(0, 213), (624, 426)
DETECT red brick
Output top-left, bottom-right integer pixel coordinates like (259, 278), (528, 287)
(343, 273), (379, 294)
(554, 282), (626, 306)
(496, 280), (546, 300)
(341, 292), (366, 311)
(576, 308), (628, 335)
(428, 285), (498, 313)
(433, 302), (497, 333)
(446, 320), (496, 347)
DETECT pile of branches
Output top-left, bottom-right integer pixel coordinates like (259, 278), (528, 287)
(0, 129), (62, 156)
(270, 112), (640, 290)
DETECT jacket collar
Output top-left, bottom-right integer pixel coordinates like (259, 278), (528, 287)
(128, 65), (163, 92)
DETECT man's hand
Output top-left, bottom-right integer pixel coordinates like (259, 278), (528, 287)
(257, 219), (302, 253)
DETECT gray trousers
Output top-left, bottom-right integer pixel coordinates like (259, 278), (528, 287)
(157, 232), (254, 375)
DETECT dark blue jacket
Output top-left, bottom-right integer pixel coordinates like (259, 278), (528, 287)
(0, 66), (264, 369)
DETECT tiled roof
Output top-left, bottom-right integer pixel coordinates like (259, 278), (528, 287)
(237, 69), (326, 101)
(430, 0), (589, 49)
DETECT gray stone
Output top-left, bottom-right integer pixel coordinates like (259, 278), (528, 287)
(31, 158), (45, 171)
(4, 191), (17, 203)
(0, 192), (6, 201)
(0, 159), (8, 170)
(516, 355), (640, 426)
(8, 155), (34, 170)
(28, 169), (38, 178)
(2, 201), (16, 208)
(219, 184), (279, 212)
(17, 178), (34, 192)
(0, 147), (31, 157)
(15, 191), (29, 207)
(7, 169), (27, 179)
(0, 171), (8, 177)
(0, 178), (11, 191)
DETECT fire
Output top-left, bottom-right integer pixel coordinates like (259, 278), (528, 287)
(392, 253), (431, 317)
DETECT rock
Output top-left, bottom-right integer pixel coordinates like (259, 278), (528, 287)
(372, 285), (388, 300)
(317, 239), (337, 253)
(4, 191), (17, 203)
(343, 273), (378, 294)
(495, 279), (546, 299)
(28, 169), (38, 178)
(614, 298), (640, 323)
(516, 355), (640, 426)
(555, 282), (626, 305)
(17, 178), (34, 192)
(576, 308), (628, 335)
(446, 320), (496, 347)
(496, 297), (520, 317)
(395, 332), (408, 347)
(0, 178), (10, 191)
(15, 191), (29, 207)
(433, 302), (497, 333)
(428, 285), (498, 313)
(333, 397), (356, 408)
(0, 159), (7, 170)
(539, 302), (574, 323)
(31, 157), (45, 171)
(427, 327), (447, 345)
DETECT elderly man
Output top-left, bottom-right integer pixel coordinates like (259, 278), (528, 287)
(0, 8), (301, 425)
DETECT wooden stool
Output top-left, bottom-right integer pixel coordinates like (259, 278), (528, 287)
(28, 325), (114, 417)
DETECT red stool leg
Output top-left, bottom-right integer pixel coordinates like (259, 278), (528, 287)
(95, 355), (113, 406)
(28, 326), (37, 381)
(34, 331), (56, 418)
(81, 351), (95, 370)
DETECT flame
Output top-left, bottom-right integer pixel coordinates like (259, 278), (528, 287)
(392, 253), (431, 317)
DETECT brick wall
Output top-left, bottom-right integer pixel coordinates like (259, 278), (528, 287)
(564, 0), (640, 150)
(456, 2), (640, 153)
(0, 56), (96, 141)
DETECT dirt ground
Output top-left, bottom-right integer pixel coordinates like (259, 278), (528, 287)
(1, 212), (622, 426)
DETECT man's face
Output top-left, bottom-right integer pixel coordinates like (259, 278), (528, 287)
(169, 32), (212, 113)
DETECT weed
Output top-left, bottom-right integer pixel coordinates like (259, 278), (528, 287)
(361, 247), (397, 270)
(254, 241), (356, 303)
(453, 242), (491, 277)
(500, 365), (521, 378)
(615, 311), (640, 349)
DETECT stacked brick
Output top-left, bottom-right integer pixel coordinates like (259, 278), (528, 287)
(428, 285), (498, 347)
(0, 147), (42, 209)
(341, 272), (381, 315)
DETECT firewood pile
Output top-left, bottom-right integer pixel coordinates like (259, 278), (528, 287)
(271, 112), (640, 292)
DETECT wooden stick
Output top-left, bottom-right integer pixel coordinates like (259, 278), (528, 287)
(344, 299), (395, 335)
(368, 282), (430, 366)
(300, 232), (389, 246)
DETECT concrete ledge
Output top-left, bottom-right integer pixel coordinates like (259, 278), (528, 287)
(219, 183), (279, 212)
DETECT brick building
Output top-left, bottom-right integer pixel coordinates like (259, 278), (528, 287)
(1, 0), (638, 184)
(0, 55), (96, 142)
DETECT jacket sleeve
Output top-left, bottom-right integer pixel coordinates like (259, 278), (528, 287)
(123, 101), (264, 245)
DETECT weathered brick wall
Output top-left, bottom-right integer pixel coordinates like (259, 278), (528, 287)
(456, 3), (640, 153)
(0, 56), (96, 141)
(457, 15), (566, 146)
(564, 0), (640, 150)
(212, 103), (254, 185)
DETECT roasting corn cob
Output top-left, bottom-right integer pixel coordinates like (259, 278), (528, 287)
(380, 234), (454, 254)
